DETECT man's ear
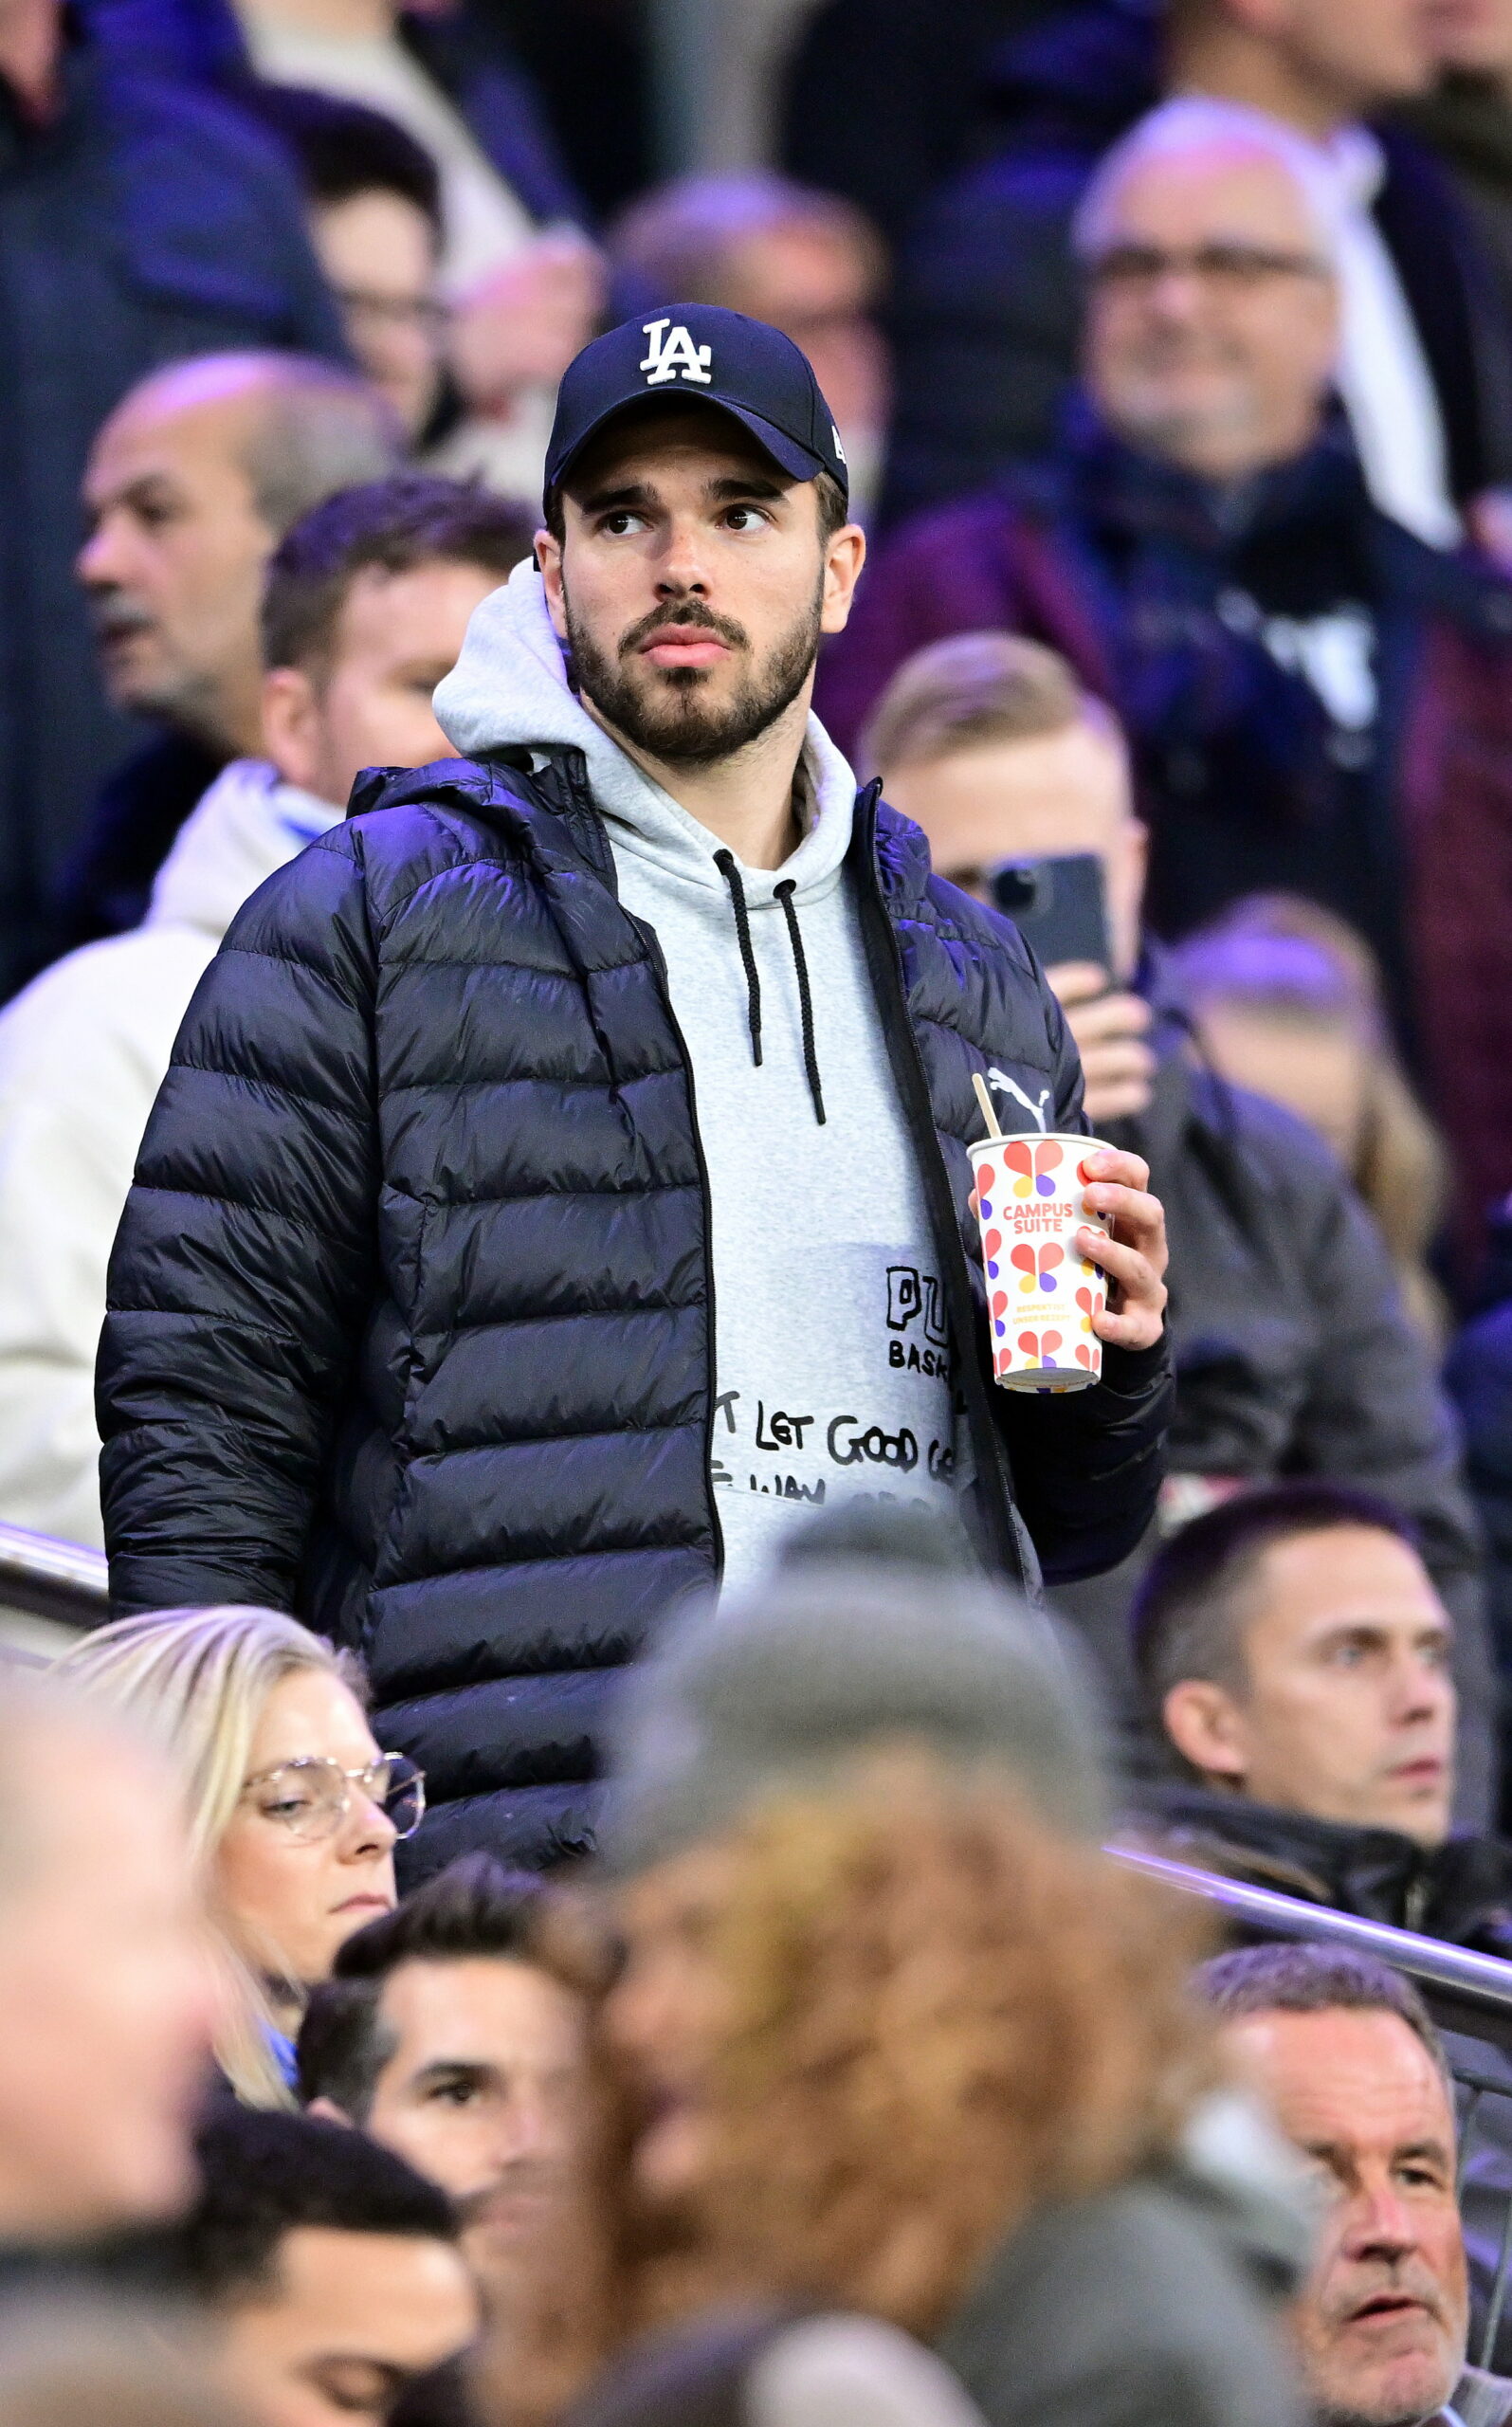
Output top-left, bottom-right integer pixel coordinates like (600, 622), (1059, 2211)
(306, 2095), (355, 2129)
(819, 522), (866, 636)
(261, 666), (323, 794)
(1162, 1679), (1249, 1789)
(536, 528), (569, 642)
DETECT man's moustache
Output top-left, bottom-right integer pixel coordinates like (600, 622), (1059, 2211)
(618, 603), (749, 658)
(457, 2167), (564, 2224)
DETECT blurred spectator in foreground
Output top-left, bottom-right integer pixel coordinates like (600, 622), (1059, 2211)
(299, 1854), (613, 2426)
(58, 1606), (416, 2108)
(565, 2313), (993, 2427)
(174, 2108), (477, 2427)
(0, 474), (529, 1551)
(1200, 1944), (1512, 2427)
(821, 103), (1512, 1263)
(0, 1676), (218, 2263)
(1171, 897), (1452, 1333)
(592, 1541), (1310, 2427)
(1128, 1482), (1512, 1946)
(0, 0), (346, 1001)
(67, 353), (400, 950)
(865, 633), (1496, 1816)
(245, 87), (448, 443)
(0, 2305), (252, 2427)
(608, 175), (890, 522)
(82, 0), (604, 504)
(882, 0), (1512, 534)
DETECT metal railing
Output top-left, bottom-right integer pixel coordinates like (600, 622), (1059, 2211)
(0, 1519), (107, 1633)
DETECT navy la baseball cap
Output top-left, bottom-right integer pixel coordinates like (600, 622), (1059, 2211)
(544, 303), (849, 514)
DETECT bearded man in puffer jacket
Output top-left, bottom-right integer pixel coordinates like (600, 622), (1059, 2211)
(97, 306), (1175, 1874)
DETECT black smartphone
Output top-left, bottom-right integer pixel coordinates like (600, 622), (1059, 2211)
(990, 851), (1112, 973)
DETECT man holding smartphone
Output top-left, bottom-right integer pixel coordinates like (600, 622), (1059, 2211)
(866, 629), (1498, 1823)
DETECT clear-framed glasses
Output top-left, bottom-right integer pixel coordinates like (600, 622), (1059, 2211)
(239, 1752), (426, 1843)
(1086, 241), (1331, 296)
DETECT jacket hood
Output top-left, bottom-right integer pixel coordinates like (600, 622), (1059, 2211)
(432, 560), (860, 909)
(145, 757), (342, 940)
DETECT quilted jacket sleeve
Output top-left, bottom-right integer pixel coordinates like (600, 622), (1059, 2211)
(98, 833), (379, 1615)
(997, 987), (1174, 1584)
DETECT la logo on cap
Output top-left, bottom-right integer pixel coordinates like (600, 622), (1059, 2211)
(640, 319), (713, 388)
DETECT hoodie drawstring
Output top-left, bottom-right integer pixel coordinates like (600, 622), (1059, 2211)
(774, 880), (826, 1126)
(712, 850), (826, 1125)
(714, 850), (763, 1068)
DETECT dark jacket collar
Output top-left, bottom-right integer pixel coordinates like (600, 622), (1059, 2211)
(1137, 1781), (1512, 1947)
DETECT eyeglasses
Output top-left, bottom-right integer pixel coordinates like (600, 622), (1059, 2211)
(239, 1753), (426, 1843)
(335, 286), (451, 337)
(1087, 242), (1331, 294)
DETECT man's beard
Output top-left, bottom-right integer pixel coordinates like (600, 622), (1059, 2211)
(563, 581), (823, 769)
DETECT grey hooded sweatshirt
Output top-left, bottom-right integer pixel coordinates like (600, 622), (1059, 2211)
(434, 562), (964, 1589)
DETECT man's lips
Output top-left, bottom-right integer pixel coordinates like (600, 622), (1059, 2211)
(1389, 1758), (1447, 1786)
(332, 1892), (392, 1916)
(638, 629), (732, 668)
(1345, 2293), (1434, 2330)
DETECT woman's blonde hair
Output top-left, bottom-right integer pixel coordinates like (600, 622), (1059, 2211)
(1171, 894), (1450, 1343)
(56, 1606), (367, 2108)
(633, 1750), (1216, 2339)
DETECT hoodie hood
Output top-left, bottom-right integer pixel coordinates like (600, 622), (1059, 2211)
(145, 758), (342, 940)
(433, 559), (860, 913)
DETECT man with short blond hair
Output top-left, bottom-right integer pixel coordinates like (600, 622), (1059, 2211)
(864, 630), (1494, 1816)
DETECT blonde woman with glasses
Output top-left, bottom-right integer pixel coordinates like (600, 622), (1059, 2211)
(57, 1606), (424, 2108)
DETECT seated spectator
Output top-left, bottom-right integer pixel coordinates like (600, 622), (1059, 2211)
(592, 1540), (1311, 2427)
(865, 632), (1494, 1816)
(245, 87), (448, 444)
(66, 353), (402, 950)
(0, 0), (348, 1001)
(0, 1676), (218, 2261)
(57, 1606), (421, 2108)
(0, 474), (531, 1550)
(608, 174), (890, 522)
(1447, 1200), (1512, 1670)
(300, 1853), (613, 2427)
(1401, 0), (1512, 324)
(173, 2108), (477, 2427)
(820, 101), (1512, 1259)
(880, 0), (1512, 534)
(1128, 1480), (1512, 1949)
(81, 0), (603, 505)
(1199, 1943), (1512, 2427)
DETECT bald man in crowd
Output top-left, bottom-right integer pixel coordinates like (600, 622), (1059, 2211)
(64, 352), (400, 947)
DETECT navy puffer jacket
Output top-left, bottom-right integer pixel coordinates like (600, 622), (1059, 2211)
(98, 751), (1170, 1870)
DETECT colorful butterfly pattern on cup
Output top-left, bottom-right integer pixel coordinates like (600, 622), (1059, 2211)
(1003, 1140), (1063, 1197)
(1016, 1327), (1064, 1367)
(1011, 1242), (1064, 1294)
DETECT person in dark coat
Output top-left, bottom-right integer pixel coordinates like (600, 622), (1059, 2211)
(96, 307), (1173, 1875)
(864, 628), (1499, 1822)
(819, 104), (1512, 1269)
(1448, 1199), (1512, 1676)
(0, 0), (346, 1000)
(881, 0), (1512, 530)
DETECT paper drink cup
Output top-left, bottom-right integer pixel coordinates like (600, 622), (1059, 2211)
(968, 1131), (1115, 1394)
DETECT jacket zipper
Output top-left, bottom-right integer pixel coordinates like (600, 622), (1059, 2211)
(850, 785), (1032, 1594)
(630, 913), (726, 1586)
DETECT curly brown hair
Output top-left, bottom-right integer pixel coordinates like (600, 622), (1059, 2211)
(669, 1751), (1218, 2337)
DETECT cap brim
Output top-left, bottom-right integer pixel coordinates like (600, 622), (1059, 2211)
(549, 392), (826, 501)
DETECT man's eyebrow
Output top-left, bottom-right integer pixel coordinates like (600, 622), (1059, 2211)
(410, 2057), (497, 2089)
(574, 478), (659, 517)
(705, 471), (790, 502)
(1395, 2139), (1453, 2166)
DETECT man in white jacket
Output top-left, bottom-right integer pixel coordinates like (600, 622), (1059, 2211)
(0, 474), (533, 1549)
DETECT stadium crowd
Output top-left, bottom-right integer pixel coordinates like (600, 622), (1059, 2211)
(10, 0), (1512, 2421)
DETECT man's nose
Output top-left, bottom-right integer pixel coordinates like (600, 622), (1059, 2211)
(1340, 2181), (1420, 2262)
(653, 514), (711, 596)
(77, 512), (127, 589)
(494, 2089), (558, 2165)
